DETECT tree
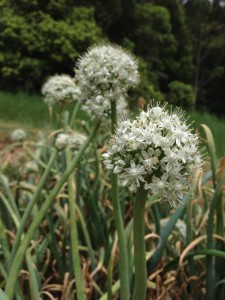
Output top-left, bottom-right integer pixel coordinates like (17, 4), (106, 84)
(0, 0), (104, 91)
(168, 80), (195, 109)
(184, 0), (225, 113)
(154, 0), (194, 83)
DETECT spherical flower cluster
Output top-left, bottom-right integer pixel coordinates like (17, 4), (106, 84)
(103, 104), (203, 207)
(55, 133), (70, 150)
(41, 74), (81, 106)
(75, 44), (139, 119)
(54, 131), (87, 152)
(69, 131), (87, 151)
(11, 129), (27, 142)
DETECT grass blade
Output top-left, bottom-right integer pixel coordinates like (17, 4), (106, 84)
(148, 195), (190, 271)
(199, 124), (217, 187)
(26, 251), (41, 300)
(0, 289), (10, 300)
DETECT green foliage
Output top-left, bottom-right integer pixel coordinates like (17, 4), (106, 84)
(168, 80), (195, 109)
(189, 111), (225, 159)
(185, 0), (225, 114)
(0, 2), (104, 91)
(0, 289), (9, 300)
(0, 99), (225, 298)
(133, 3), (177, 82)
(133, 58), (164, 102)
(0, 0), (225, 116)
(155, 0), (194, 82)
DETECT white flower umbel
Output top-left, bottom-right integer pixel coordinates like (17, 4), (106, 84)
(69, 131), (87, 152)
(103, 103), (203, 207)
(55, 133), (70, 151)
(11, 129), (27, 142)
(42, 74), (81, 106)
(75, 44), (139, 120)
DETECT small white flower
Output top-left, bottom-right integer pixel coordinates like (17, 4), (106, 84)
(11, 129), (27, 142)
(42, 74), (81, 106)
(152, 107), (163, 116)
(125, 161), (147, 178)
(103, 103), (203, 206)
(113, 165), (123, 174)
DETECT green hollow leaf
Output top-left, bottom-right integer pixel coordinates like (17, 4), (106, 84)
(148, 195), (190, 271)
(26, 252), (41, 300)
(0, 289), (10, 300)
(199, 124), (217, 187)
(148, 170), (212, 271)
(211, 279), (225, 296)
(164, 249), (225, 273)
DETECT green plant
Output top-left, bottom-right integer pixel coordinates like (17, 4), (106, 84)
(0, 43), (225, 300)
(168, 80), (196, 109)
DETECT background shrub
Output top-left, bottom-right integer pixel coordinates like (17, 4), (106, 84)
(168, 80), (196, 109)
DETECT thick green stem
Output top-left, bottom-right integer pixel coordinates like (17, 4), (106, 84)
(111, 173), (129, 300)
(132, 185), (148, 300)
(69, 101), (82, 127)
(9, 149), (58, 266)
(66, 148), (85, 300)
(110, 100), (129, 300)
(5, 122), (100, 300)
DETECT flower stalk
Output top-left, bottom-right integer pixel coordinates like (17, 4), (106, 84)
(132, 184), (148, 300)
(111, 100), (129, 300)
(66, 146), (85, 300)
(69, 100), (82, 127)
(103, 103), (203, 299)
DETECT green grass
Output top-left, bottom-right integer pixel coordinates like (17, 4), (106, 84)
(0, 91), (225, 157)
(0, 91), (48, 129)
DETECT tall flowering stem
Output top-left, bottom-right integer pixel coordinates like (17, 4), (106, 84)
(75, 43), (139, 300)
(66, 147), (85, 300)
(69, 100), (82, 127)
(111, 100), (129, 300)
(132, 184), (148, 300)
(103, 103), (203, 300)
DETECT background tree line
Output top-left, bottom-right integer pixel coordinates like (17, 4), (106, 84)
(0, 0), (225, 116)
